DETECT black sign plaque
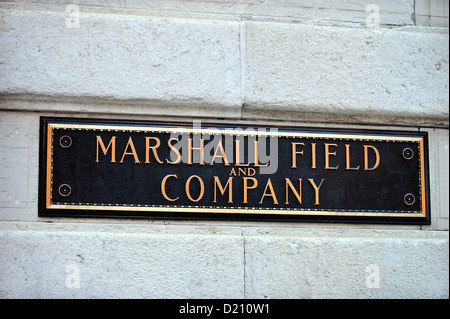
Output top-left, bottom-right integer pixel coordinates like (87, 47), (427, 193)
(39, 117), (430, 224)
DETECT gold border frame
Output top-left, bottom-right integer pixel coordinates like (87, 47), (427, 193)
(45, 122), (427, 218)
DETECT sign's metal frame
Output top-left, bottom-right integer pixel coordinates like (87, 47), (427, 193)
(39, 117), (431, 224)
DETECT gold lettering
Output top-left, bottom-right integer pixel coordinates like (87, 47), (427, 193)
(254, 141), (269, 167)
(96, 136), (116, 163)
(188, 138), (205, 165)
(185, 175), (205, 202)
(243, 177), (258, 204)
(259, 178), (279, 205)
(311, 143), (317, 169)
(213, 176), (233, 203)
(145, 137), (163, 164)
(308, 178), (325, 205)
(210, 140), (230, 166)
(120, 137), (140, 163)
(324, 143), (339, 169)
(238, 168), (247, 176)
(235, 168), (256, 176)
(291, 142), (305, 168)
(364, 145), (380, 170)
(161, 174), (179, 202)
(345, 144), (360, 170)
(235, 140), (249, 167)
(166, 138), (181, 165)
(285, 178), (302, 205)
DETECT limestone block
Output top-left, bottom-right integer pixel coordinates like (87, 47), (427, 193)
(423, 128), (449, 230)
(244, 227), (449, 298)
(244, 22), (449, 121)
(1, 221), (448, 299)
(0, 222), (245, 298)
(0, 112), (38, 221)
(3, 0), (415, 26)
(415, 0), (449, 27)
(0, 6), (242, 113)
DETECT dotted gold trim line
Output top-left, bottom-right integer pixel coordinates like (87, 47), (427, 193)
(47, 124), (426, 217)
(51, 201), (421, 215)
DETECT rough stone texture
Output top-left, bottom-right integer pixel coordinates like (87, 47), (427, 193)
(0, 221), (448, 298)
(0, 0), (449, 300)
(0, 6), (242, 113)
(415, 0), (449, 27)
(0, 4), (448, 124)
(243, 22), (449, 121)
(0, 112), (38, 221)
(243, 227), (449, 299)
(2, 0), (415, 26)
(423, 128), (449, 231)
(0, 222), (245, 298)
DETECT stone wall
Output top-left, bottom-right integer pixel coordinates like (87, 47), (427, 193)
(0, 0), (448, 298)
